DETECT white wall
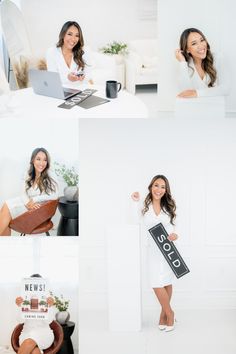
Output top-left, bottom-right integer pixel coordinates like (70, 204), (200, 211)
(20, 0), (157, 58)
(79, 117), (236, 317)
(0, 238), (79, 351)
(157, 0), (236, 113)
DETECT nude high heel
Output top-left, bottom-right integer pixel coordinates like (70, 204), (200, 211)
(165, 318), (177, 332)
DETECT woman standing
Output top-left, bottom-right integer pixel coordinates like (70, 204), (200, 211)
(175, 28), (229, 98)
(0, 147), (58, 236)
(46, 21), (92, 85)
(131, 175), (178, 332)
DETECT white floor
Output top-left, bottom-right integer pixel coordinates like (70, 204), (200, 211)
(79, 309), (236, 354)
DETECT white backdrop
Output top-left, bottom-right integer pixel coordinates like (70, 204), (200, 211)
(157, 0), (236, 113)
(79, 117), (236, 316)
(20, 0), (157, 57)
(0, 117), (79, 229)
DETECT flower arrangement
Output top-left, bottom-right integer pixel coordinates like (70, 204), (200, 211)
(54, 162), (78, 187)
(100, 41), (128, 55)
(50, 292), (69, 312)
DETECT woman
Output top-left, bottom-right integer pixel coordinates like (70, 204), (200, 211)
(0, 147), (58, 236)
(175, 28), (229, 98)
(46, 21), (93, 85)
(131, 175), (178, 332)
(15, 274), (55, 354)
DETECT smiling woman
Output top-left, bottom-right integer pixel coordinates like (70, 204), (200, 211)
(175, 28), (230, 98)
(46, 21), (93, 85)
(0, 147), (58, 236)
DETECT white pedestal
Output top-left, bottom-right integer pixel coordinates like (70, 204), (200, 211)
(175, 96), (225, 119)
(106, 225), (142, 331)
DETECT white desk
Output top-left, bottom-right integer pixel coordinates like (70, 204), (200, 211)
(0, 85), (148, 119)
(175, 96), (225, 120)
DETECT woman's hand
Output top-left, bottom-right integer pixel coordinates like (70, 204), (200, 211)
(68, 73), (85, 82)
(25, 199), (41, 210)
(175, 49), (186, 62)
(131, 192), (140, 201)
(16, 296), (23, 306)
(46, 297), (55, 307)
(177, 89), (197, 98)
(168, 233), (178, 241)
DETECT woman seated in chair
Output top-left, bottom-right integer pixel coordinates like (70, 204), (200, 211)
(15, 274), (56, 354)
(0, 147), (58, 236)
(46, 20), (93, 85)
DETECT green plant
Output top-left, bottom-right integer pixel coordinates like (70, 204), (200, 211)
(23, 299), (30, 306)
(39, 300), (47, 306)
(100, 41), (128, 55)
(54, 162), (78, 187)
(50, 292), (69, 312)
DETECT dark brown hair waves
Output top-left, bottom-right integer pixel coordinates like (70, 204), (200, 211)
(142, 175), (176, 225)
(57, 21), (85, 69)
(25, 148), (57, 196)
(179, 28), (217, 87)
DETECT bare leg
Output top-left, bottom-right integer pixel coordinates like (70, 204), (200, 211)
(0, 203), (12, 236)
(158, 284), (173, 325)
(18, 339), (38, 354)
(153, 287), (174, 326)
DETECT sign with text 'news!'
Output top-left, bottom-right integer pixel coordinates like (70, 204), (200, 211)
(148, 223), (190, 279)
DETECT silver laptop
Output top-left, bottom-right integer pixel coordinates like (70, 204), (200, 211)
(29, 69), (81, 99)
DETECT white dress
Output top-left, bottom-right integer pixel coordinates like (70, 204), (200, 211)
(142, 205), (176, 287)
(6, 181), (59, 219)
(177, 55), (230, 97)
(46, 46), (93, 85)
(19, 307), (55, 352)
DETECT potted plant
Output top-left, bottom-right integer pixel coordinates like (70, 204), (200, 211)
(39, 299), (48, 312)
(50, 292), (70, 325)
(100, 41), (128, 64)
(54, 162), (79, 202)
(22, 299), (30, 312)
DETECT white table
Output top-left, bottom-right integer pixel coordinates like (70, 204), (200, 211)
(0, 84), (148, 119)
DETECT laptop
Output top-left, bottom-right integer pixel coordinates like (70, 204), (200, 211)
(29, 69), (82, 100)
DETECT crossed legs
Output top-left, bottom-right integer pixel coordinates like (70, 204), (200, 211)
(0, 202), (12, 236)
(153, 284), (174, 326)
(18, 339), (41, 354)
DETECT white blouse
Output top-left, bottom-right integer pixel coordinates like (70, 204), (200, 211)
(46, 46), (93, 85)
(177, 55), (230, 97)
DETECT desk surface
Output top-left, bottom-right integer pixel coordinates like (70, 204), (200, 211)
(0, 84), (148, 119)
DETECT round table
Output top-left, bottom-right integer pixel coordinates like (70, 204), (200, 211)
(58, 321), (75, 354)
(57, 197), (78, 236)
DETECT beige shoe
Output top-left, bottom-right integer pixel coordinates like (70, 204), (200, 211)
(158, 324), (167, 330)
(165, 319), (176, 332)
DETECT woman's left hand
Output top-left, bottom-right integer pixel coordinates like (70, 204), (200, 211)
(168, 233), (178, 241)
(47, 297), (55, 307)
(177, 90), (197, 98)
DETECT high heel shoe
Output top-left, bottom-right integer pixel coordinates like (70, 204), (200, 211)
(165, 318), (177, 332)
(158, 324), (167, 330)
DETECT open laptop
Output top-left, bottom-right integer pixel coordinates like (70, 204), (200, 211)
(29, 69), (82, 100)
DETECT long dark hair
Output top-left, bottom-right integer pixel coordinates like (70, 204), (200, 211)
(142, 175), (176, 225)
(25, 148), (57, 195)
(57, 21), (85, 69)
(179, 28), (217, 87)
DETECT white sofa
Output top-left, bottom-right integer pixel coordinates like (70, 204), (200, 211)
(125, 39), (158, 94)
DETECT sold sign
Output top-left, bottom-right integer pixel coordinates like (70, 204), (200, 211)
(148, 223), (190, 279)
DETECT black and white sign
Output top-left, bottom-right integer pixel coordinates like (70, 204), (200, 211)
(58, 89), (97, 109)
(148, 223), (190, 279)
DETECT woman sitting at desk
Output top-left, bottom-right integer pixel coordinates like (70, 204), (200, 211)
(175, 28), (229, 98)
(46, 21), (93, 85)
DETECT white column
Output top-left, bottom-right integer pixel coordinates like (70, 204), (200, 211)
(106, 225), (142, 331)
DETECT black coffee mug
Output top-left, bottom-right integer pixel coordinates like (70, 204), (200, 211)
(106, 80), (122, 99)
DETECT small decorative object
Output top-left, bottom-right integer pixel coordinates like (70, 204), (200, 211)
(54, 162), (79, 202)
(50, 292), (70, 325)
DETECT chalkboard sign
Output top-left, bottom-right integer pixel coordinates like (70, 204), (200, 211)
(148, 223), (190, 278)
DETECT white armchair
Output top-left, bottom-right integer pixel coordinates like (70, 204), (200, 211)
(125, 39), (158, 94)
